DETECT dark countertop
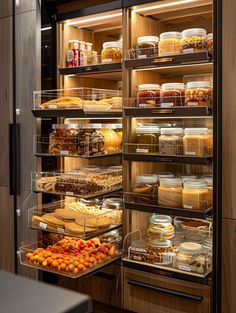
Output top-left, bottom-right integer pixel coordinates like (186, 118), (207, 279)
(0, 270), (93, 313)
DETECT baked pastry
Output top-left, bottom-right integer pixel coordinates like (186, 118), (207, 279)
(65, 222), (96, 235)
(42, 213), (65, 229)
(40, 97), (83, 109)
(36, 176), (56, 192)
(54, 208), (78, 221)
(32, 215), (46, 228)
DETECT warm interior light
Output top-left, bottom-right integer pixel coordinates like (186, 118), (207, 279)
(41, 26), (52, 31)
(67, 13), (122, 26)
(134, 0), (198, 13)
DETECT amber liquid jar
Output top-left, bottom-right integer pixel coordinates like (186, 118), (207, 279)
(137, 84), (160, 107)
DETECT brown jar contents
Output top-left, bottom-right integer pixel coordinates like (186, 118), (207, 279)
(136, 36), (159, 58)
(183, 128), (212, 157)
(159, 128), (183, 155)
(133, 174), (158, 205)
(158, 178), (182, 208)
(182, 180), (208, 211)
(185, 81), (213, 108)
(160, 83), (185, 107)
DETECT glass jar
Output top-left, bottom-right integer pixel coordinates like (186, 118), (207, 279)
(49, 124), (80, 155)
(148, 239), (173, 265)
(100, 230), (121, 244)
(182, 180), (208, 211)
(159, 32), (182, 56)
(183, 128), (212, 156)
(147, 214), (174, 240)
(101, 124), (122, 153)
(133, 174), (158, 204)
(136, 36), (159, 58)
(77, 124), (105, 156)
(202, 176), (213, 208)
(79, 41), (88, 66)
(176, 242), (204, 273)
(185, 81), (213, 107)
(137, 84), (160, 107)
(160, 83), (185, 107)
(101, 41), (122, 63)
(178, 174), (198, 183)
(154, 172), (175, 183)
(136, 125), (160, 153)
(92, 51), (99, 64)
(207, 33), (213, 59)
(86, 42), (93, 64)
(181, 28), (207, 53)
(128, 240), (149, 262)
(158, 177), (182, 208)
(159, 128), (183, 155)
(102, 197), (123, 210)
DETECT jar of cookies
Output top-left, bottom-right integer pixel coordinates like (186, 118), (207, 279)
(147, 214), (174, 240)
(159, 128), (184, 155)
(128, 240), (149, 262)
(158, 177), (182, 208)
(159, 32), (182, 56)
(185, 81), (213, 107)
(160, 83), (185, 107)
(77, 124), (105, 156)
(148, 239), (173, 265)
(133, 174), (158, 204)
(182, 180), (209, 211)
(183, 128), (212, 156)
(101, 41), (122, 63)
(137, 84), (160, 107)
(136, 36), (159, 58)
(49, 124), (80, 155)
(136, 125), (160, 153)
(181, 28), (207, 53)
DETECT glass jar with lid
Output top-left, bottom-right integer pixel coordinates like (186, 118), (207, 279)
(148, 239), (173, 265)
(92, 51), (99, 64)
(49, 124), (80, 155)
(102, 197), (123, 210)
(136, 36), (159, 58)
(147, 214), (174, 240)
(158, 177), (182, 208)
(128, 240), (149, 262)
(101, 41), (122, 63)
(183, 128), (212, 156)
(153, 172), (175, 183)
(176, 242), (205, 273)
(159, 32), (182, 56)
(201, 175), (213, 208)
(181, 28), (207, 53)
(79, 41), (88, 66)
(182, 180), (209, 211)
(185, 81), (213, 107)
(137, 84), (160, 107)
(207, 33), (213, 59)
(160, 83), (185, 107)
(101, 124), (122, 153)
(159, 128), (184, 155)
(136, 125), (160, 153)
(133, 174), (158, 204)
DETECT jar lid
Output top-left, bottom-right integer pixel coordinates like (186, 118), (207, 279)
(102, 197), (123, 209)
(186, 81), (212, 89)
(69, 40), (79, 43)
(179, 174), (197, 182)
(178, 242), (203, 254)
(182, 28), (207, 38)
(150, 239), (172, 248)
(138, 84), (160, 91)
(153, 172), (174, 180)
(159, 177), (182, 187)
(137, 36), (159, 44)
(160, 127), (183, 135)
(102, 123), (122, 129)
(80, 123), (102, 129)
(52, 124), (80, 130)
(206, 33), (213, 39)
(161, 83), (185, 90)
(136, 126), (160, 134)
(184, 128), (208, 135)
(136, 174), (158, 184)
(107, 165), (122, 171)
(183, 180), (207, 189)
(103, 41), (121, 49)
(131, 239), (148, 250)
(201, 175), (213, 186)
(160, 31), (182, 40)
(150, 214), (172, 225)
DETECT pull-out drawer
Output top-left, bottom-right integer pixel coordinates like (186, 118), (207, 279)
(123, 267), (211, 313)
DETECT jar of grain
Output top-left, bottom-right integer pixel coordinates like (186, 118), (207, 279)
(182, 180), (208, 211)
(183, 128), (212, 156)
(159, 32), (182, 56)
(133, 174), (158, 204)
(159, 128), (183, 155)
(158, 177), (182, 208)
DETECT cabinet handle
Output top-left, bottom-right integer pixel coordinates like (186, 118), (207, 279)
(151, 109), (175, 114)
(127, 280), (203, 302)
(9, 123), (21, 195)
(80, 66), (99, 72)
(151, 57), (173, 63)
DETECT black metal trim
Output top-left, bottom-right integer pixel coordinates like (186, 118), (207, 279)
(32, 109), (122, 118)
(35, 152), (122, 159)
(59, 62), (122, 76)
(127, 280), (203, 302)
(122, 0), (159, 8)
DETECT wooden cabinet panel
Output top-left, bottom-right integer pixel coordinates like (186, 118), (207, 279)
(16, 0), (36, 14)
(0, 1), (12, 18)
(123, 267), (211, 313)
(221, 218), (236, 313)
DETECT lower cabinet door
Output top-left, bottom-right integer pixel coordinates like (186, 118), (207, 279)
(123, 267), (211, 313)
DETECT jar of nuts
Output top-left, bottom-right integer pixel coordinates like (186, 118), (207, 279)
(77, 124), (105, 156)
(185, 81), (213, 107)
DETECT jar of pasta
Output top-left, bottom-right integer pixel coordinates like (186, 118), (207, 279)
(183, 128), (212, 156)
(137, 84), (160, 107)
(159, 32), (182, 56)
(136, 36), (159, 58)
(160, 83), (185, 107)
(102, 41), (122, 63)
(147, 214), (174, 240)
(181, 28), (207, 53)
(159, 128), (183, 155)
(133, 174), (158, 205)
(158, 177), (182, 208)
(148, 239), (173, 265)
(185, 81), (213, 107)
(182, 180), (208, 211)
(136, 125), (160, 153)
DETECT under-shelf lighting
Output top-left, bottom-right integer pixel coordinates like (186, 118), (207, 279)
(41, 26), (52, 31)
(67, 13), (122, 26)
(134, 0), (198, 13)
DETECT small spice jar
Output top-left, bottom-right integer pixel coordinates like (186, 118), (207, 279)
(133, 174), (158, 205)
(137, 84), (160, 107)
(147, 214), (174, 240)
(201, 176), (213, 208)
(160, 83), (185, 107)
(182, 180), (209, 211)
(148, 239), (173, 265)
(159, 128), (184, 155)
(176, 242), (204, 273)
(101, 41), (122, 63)
(159, 32), (182, 56)
(136, 36), (159, 58)
(128, 240), (149, 262)
(181, 28), (207, 53)
(136, 125), (160, 153)
(183, 128), (212, 156)
(185, 81), (213, 107)
(158, 177), (182, 208)
(207, 33), (213, 59)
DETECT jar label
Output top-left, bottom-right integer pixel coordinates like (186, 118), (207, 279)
(60, 150), (69, 155)
(48, 105), (57, 109)
(185, 151), (196, 156)
(57, 228), (65, 234)
(183, 205), (193, 209)
(138, 103), (148, 107)
(160, 103), (174, 108)
(178, 265), (192, 271)
(138, 55), (147, 59)
(102, 58), (112, 63)
(163, 253), (172, 264)
(132, 255), (143, 261)
(66, 191), (74, 196)
(187, 102), (198, 106)
(182, 48), (194, 54)
(136, 148), (149, 153)
(39, 222), (47, 230)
